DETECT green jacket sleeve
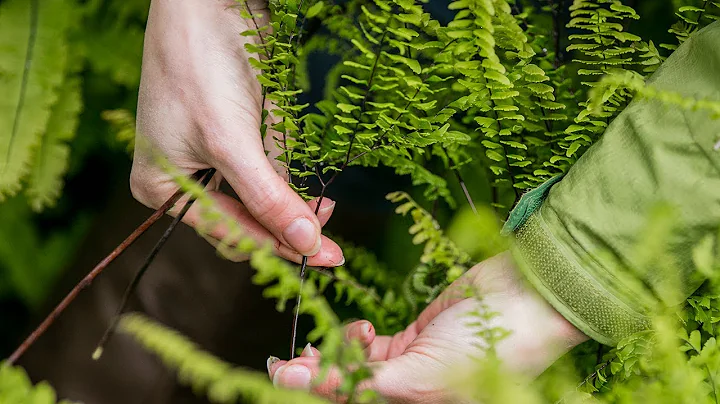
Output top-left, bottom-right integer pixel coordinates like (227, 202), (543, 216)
(509, 22), (720, 346)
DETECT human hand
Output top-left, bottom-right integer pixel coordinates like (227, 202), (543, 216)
(131, 0), (344, 267)
(268, 252), (589, 403)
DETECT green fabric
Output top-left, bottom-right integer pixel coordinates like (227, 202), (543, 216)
(502, 174), (564, 236)
(511, 22), (720, 346)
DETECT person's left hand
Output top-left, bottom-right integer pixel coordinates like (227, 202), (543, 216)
(267, 252), (589, 403)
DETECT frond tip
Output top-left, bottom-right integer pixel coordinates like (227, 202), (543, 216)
(119, 313), (328, 404)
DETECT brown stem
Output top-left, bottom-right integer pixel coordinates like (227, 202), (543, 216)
(92, 169), (216, 360)
(6, 169), (213, 365)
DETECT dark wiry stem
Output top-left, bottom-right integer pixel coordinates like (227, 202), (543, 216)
(92, 169), (217, 360)
(595, 343), (605, 365)
(571, 361), (610, 397)
(442, 148), (477, 215)
(548, 0), (563, 68)
(290, 198), (325, 358)
(7, 169), (214, 365)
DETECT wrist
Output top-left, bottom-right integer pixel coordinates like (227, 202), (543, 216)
(479, 253), (589, 377)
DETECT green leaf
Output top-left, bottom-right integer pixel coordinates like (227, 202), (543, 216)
(486, 149), (504, 162)
(0, 0), (75, 201)
(337, 103), (361, 114)
(25, 76), (83, 211)
(305, 1), (324, 18)
(383, 52), (421, 74)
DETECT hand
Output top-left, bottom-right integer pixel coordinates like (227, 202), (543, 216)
(131, 0), (344, 267)
(268, 252), (589, 403)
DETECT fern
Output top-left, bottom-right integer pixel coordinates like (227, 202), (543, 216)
(561, 0), (642, 163)
(588, 69), (720, 119)
(0, 196), (89, 308)
(162, 159), (374, 398)
(0, 0), (79, 204)
(102, 109), (137, 153)
(0, 362), (76, 404)
(25, 76), (83, 212)
(311, 237), (414, 334)
(664, 0), (720, 51)
(81, 24), (144, 88)
(387, 191), (471, 302)
(119, 314), (329, 404)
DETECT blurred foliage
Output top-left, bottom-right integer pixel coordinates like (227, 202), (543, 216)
(0, 361), (77, 404)
(2, 0), (720, 403)
(0, 0), (147, 309)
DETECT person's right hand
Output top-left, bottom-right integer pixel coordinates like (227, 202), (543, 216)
(131, 0), (344, 267)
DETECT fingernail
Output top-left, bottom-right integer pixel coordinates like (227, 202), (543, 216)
(361, 322), (370, 337)
(283, 218), (321, 256)
(333, 255), (345, 267)
(301, 343), (314, 357)
(318, 199), (336, 215)
(273, 364), (311, 390)
(267, 356), (280, 373)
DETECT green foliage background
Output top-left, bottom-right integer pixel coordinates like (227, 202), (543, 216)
(0, 0), (147, 310)
(2, 0), (720, 403)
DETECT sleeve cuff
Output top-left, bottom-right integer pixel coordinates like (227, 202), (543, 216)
(511, 212), (651, 346)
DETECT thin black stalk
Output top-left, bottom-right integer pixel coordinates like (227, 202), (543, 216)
(93, 169), (217, 359)
(442, 148), (477, 215)
(8, 169), (213, 365)
(548, 0), (563, 68)
(595, 343), (604, 365)
(290, 194), (326, 358)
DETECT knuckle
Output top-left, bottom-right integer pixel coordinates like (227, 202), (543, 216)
(129, 168), (161, 209)
(251, 186), (292, 221)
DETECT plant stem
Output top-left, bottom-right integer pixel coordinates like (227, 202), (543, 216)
(442, 147), (477, 215)
(290, 196), (325, 358)
(92, 169), (216, 360)
(6, 169), (213, 366)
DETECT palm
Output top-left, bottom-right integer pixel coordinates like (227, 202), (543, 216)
(269, 253), (588, 403)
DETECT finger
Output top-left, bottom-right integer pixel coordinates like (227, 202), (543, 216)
(183, 191), (344, 267)
(344, 321), (376, 355)
(270, 354), (437, 402)
(301, 343), (321, 358)
(207, 135), (325, 256)
(307, 197), (336, 227)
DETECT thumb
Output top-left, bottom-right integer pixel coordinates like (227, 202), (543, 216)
(210, 136), (324, 256)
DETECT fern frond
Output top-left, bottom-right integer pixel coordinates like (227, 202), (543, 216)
(387, 191), (471, 302)
(589, 69), (720, 119)
(102, 109), (136, 154)
(663, 0), (720, 51)
(119, 314), (328, 404)
(25, 76), (83, 212)
(0, 362), (77, 404)
(0, 0), (76, 201)
(559, 0), (643, 163)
